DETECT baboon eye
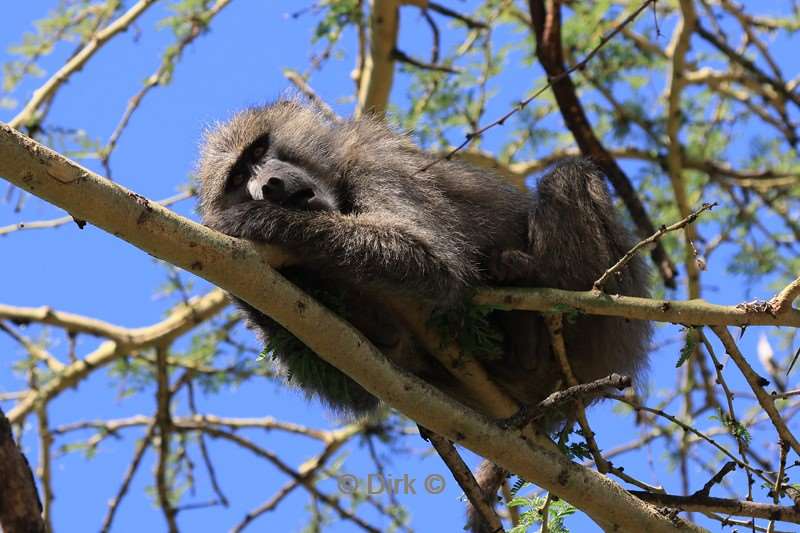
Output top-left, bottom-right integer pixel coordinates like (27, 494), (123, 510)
(249, 134), (270, 161)
(229, 172), (247, 188)
(251, 144), (267, 161)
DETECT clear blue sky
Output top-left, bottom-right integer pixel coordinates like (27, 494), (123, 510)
(1, 2), (796, 532)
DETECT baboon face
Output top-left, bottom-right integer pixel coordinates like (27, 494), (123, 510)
(197, 101), (340, 226)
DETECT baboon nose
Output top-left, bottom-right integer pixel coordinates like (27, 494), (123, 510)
(262, 177), (284, 199)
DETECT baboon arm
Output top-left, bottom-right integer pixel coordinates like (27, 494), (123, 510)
(213, 201), (474, 296)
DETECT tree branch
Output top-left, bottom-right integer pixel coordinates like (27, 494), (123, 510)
(356, 0), (400, 117)
(426, 432), (504, 532)
(770, 276), (800, 315)
(0, 407), (45, 533)
(475, 287), (800, 328)
(9, 0), (158, 130)
(5, 289), (228, 424)
(0, 121), (704, 533)
(632, 491), (800, 523)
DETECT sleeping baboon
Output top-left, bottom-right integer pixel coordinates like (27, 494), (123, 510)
(197, 98), (651, 529)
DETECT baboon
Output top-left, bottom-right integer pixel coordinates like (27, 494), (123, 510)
(197, 98), (651, 530)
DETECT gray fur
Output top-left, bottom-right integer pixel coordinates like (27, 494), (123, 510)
(197, 99), (651, 529)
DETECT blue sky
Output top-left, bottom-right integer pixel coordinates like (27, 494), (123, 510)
(1, 2), (798, 532)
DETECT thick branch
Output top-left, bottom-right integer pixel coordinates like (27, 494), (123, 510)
(665, 0), (701, 298)
(0, 189), (193, 237)
(0, 407), (45, 533)
(0, 122), (704, 533)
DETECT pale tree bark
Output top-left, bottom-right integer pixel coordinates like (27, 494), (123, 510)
(356, 0), (400, 117)
(0, 121), (705, 533)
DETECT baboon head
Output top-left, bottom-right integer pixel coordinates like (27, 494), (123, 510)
(197, 100), (342, 229)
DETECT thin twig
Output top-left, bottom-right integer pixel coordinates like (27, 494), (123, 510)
(697, 330), (755, 504)
(198, 427), (381, 533)
(692, 461), (737, 497)
(631, 491), (800, 522)
(711, 326), (800, 457)
(426, 1), (488, 29)
(186, 382), (228, 507)
(427, 432), (505, 533)
(0, 321), (65, 372)
(594, 202), (716, 291)
(283, 69), (339, 122)
(100, 0), (233, 177)
(391, 49), (461, 73)
(606, 394), (772, 483)
(100, 423), (157, 532)
(419, 0), (656, 172)
(544, 314), (607, 472)
(767, 441), (790, 533)
(155, 346), (178, 532)
(503, 374), (631, 428)
(9, 0), (159, 130)
(34, 402), (53, 533)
